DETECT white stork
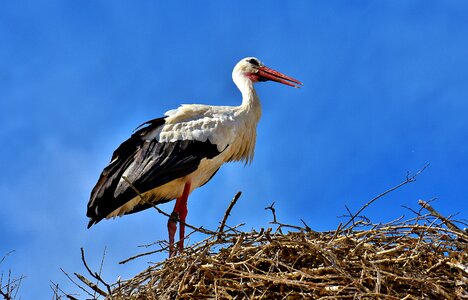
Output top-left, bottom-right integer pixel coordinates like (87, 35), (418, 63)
(87, 57), (302, 256)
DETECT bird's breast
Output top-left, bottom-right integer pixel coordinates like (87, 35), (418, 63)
(223, 117), (258, 164)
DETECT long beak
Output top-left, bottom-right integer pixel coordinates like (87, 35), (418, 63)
(257, 66), (303, 88)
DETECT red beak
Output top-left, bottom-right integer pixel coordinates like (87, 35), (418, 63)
(257, 66), (302, 88)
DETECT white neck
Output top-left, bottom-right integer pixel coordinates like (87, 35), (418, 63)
(233, 72), (262, 121)
(227, 70), (262, 164)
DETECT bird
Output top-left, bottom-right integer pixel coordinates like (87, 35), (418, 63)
(86, 57), (302, 256)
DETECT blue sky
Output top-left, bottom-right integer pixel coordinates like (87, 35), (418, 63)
(1, 1), (467, 298)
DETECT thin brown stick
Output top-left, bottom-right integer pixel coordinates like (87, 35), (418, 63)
(119, 248), (165, 265)
(74, 273), (107, 297)
(218, 191), (242, 233)
(265, 202), (277, 224)
(0, 252), (14, 266)
(59, 268), (94, 298)
(418, 200), (467, 238)
(94, 246), (107, 299)
(0, 288), (11, 300)
(79, 248), (111, 296)
(341, 163), (429, 230)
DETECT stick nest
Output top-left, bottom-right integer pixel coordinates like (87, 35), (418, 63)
(100, 201), (467, 300)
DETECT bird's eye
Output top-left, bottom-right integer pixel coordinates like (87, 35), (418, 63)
(248, 58), (260, 66)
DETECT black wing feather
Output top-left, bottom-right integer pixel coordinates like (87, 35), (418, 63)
(87, 117), (221, 228)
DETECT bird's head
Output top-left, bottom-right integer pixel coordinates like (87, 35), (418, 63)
(233, 57), (302, 88)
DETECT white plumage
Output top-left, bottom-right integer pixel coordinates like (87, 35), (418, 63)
(87, 57), (301, 256)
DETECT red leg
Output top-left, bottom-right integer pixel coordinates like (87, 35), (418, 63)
(167, 212), (178, 257)
(167, 182), (191, 257)
(176, 182), (190, 252)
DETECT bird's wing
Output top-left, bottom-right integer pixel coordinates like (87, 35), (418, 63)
(87, 114), (225, 228)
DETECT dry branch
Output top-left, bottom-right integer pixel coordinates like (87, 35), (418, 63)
(218, 191), (242, 233)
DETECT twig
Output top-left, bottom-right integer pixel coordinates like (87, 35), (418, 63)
(95, 246), (107, 299)
(341, 163), (429, 231)
(0, 288), (11, 300)
(74, 273), (107, 297)
(330, 223), (342, 243)
(50, 280), (79, 300)
(418, 200), (467, 238)
(119, 248), (165, 265)
(0, 252), (14, 266)
(264, 202), (308, 233)
(300, 219), (313, 232)
(401, 205), (420, 216)
(79, 248), (111, 296)
(220, 223), (245, 235)
(59, 268), (93, 298)
(137, 239), (167, 248)
(344, 205), (354, 226)
(218, 192), (242, 233)
(265, 202), (277, 224)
